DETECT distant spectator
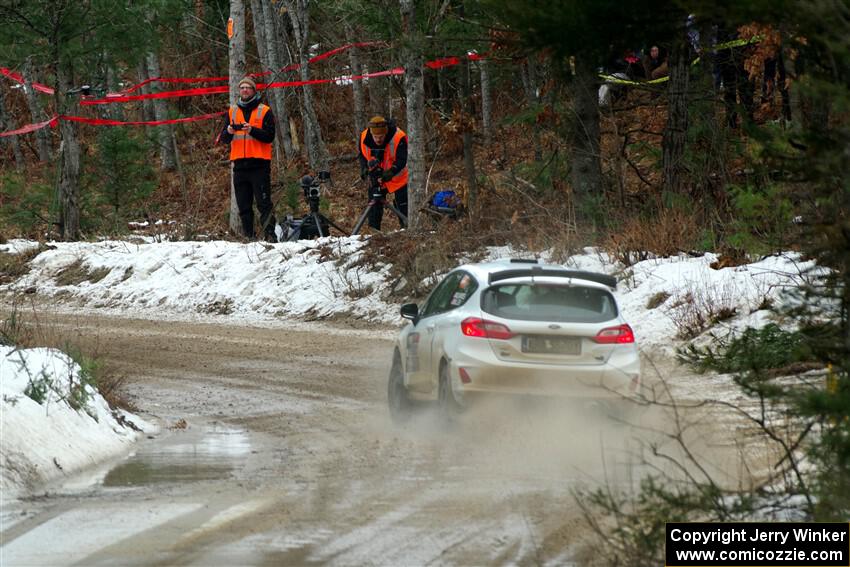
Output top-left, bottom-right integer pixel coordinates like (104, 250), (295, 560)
(598, 48), (644, 106)
(762, 52), (792, 122)
(643, 45), (669, 80)
(715, 25), (755, 128)
(623, 49), (646, 80)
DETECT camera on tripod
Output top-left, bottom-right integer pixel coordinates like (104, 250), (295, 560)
(282, 170), (346, 241)
(365, 159), (387, 200)
(301, 170), (329, 203)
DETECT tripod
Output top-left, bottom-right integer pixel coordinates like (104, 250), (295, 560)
(351, 179), (408, 235)
(285, 175), (348, 241)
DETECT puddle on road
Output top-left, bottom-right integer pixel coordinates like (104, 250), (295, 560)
(102, 424), (252, 487)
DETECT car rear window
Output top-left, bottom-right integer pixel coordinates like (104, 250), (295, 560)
(481, 283), (618, 323)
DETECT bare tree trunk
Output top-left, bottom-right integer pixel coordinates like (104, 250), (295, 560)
(520, 58), (542, 161)
(345, 22), (366, 139)
(459, 56), (478, 211)
(23, 57), (52, 162)
(250, 0), (272, 163)
(249, 0), (267, 65)
(55, 58), (81, 241)
(257, 0), (295, 160)
(146, 51), (178, 171)
(103, 59), (125, 121)
(662, 37), (690, 197)
(401, 0), (424, 230)
(570, 57), (603, 200)
(0, 88), (25, 172)
(284, 0), (329, 171)
(437, 68), (451, 116)
(368, 66), (387, 117)
(229, 0), (246, 234)
(479, 58), (492, 146)
(137, 62), (156, 123)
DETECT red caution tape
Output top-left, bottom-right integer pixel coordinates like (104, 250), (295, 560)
(86, 65), (408, 105)
(60, 111), (226, 126)
(118, 76), (228, 94)
(0, 116), (58, 138)
(83, 86), (229, 105)
(425, 57), (461, 69)
(117, 41), (386, 94)
(0, 112), (225, 137)
(0, 67), (54, 94)
(306, 41), (385, 64)
(6, 48), (487, 111)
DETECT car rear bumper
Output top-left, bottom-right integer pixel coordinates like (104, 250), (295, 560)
(446, 344), (640, 404)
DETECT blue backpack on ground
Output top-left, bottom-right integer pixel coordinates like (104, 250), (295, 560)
(427, 190), (462, 219)
(432, 190), (459, 209)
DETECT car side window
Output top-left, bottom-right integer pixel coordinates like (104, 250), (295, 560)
(420, 272), (462, 318)
(420, 271), (477, 319)
(448, 273), (478, 308)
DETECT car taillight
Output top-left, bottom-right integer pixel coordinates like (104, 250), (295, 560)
(461, 317), (514, 340)
(593, 324), (635, 344)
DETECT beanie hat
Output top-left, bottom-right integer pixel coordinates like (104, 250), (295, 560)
(368, 116), (388, 136)
(238, 77), (257, 90)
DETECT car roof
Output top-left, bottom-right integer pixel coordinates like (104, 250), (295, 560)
(454, 259), (617, 291)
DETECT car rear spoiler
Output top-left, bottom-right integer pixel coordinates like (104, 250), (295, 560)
(488, 268), (617, 289)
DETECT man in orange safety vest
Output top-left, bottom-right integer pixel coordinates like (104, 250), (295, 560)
(358, 116), (408, 230)
(219, 77), (277, 241)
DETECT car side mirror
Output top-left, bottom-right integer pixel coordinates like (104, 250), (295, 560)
(400, 303), (419, 323)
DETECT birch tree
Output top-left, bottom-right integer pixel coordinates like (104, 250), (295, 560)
(22, 57), (51, 162)
(146, 51), (178, 171)
(400, 0), (424, 230)
(137, 62), (157, 123)
(459, 54), (478, 212)
(0, 88), (25, 172)
(228, 0), (247, 234)
(479, 58), (492, 146)
(345, 22), (367, 139)
(255, 0), (295, 160)
(283, 0), (330, 171)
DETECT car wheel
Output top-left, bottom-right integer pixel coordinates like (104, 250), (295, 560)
(437, 361), (463, 420)
(387, 350), (412, 424)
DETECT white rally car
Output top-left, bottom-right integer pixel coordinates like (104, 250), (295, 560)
(387, 259), (641, 421)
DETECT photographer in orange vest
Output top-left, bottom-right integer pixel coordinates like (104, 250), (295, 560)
(218, 77), (277, 241)
(358, 116), (408, 230)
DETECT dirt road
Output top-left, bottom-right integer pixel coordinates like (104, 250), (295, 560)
(1, 311), (711, 566)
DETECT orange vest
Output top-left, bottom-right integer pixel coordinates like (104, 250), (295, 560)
(229, 104), (272, 161)
(360, 128), (409, 193)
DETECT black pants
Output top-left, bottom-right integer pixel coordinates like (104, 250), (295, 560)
(368, 185), (408, 230)
(233, 163), (276, 240)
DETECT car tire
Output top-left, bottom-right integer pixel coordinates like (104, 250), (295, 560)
(437, 361), (463, 421)
(387, 350), (412, 424)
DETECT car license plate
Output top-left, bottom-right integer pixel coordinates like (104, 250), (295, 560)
(521, 335), (581, 355)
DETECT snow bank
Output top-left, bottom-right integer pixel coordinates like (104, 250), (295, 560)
(0, 345), (148, 497)
(0, 240), (817, 348)
(1, 237), (396, 324)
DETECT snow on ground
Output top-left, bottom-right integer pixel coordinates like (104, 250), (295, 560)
(0, 236), (820, 496)
(0, 345), (150, 498)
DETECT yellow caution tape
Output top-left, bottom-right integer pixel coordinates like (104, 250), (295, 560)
(598, 36), (762, 86)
